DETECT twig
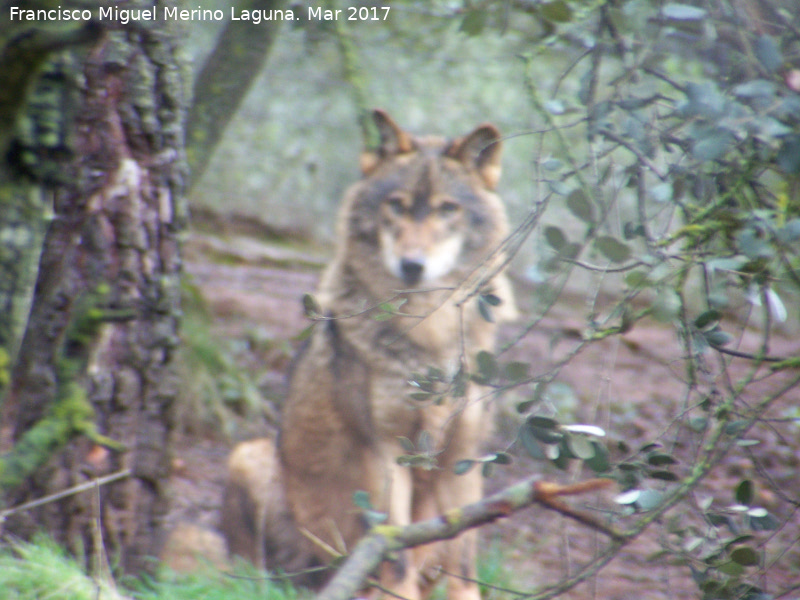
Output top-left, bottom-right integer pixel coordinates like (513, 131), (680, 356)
(317, 477), (617, 600)
(0, 468), (131, 524)
(599, 128), (667, 180)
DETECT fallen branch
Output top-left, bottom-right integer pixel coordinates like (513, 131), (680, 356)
(317, 476), (617, 600)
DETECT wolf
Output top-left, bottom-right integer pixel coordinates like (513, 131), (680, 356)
(222, 110), (517, 599)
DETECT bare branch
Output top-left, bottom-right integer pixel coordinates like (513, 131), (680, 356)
(317, 477), (617, 600)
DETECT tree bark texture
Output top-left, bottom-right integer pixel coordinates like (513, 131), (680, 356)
(0, 9), (187, 575)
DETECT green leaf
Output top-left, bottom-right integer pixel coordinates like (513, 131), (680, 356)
(730, 546), (760, 567)
(636, 489), (663, 511)
(694, 309), (722, 330)
(662, 3), (707, 20)
(594, 236), (632, 263)
(717, 561), (745, 576)
(735, 479), (754, 505)
(566, 189), (595, 224)
(614, 489), (641, 505)
(542, 157), (563, 171)
(398, 436), (415, 453)
(551, 441), (571, 470)
(503, 361), (530, 382)
(478, 293), (502, 323)
(519, 423), (546, 459)
(777, 218), (800, 244)
(736, 439), (761, 448)
(649, 182), (673, 203)
(477, 350), (499, 381)
(454, 459), (475, 475)
(704, 329), (734, 347)
(566, 434), (596, 460)
(692, 128), (736, 161)
(618, 95), (659, 110)
(560, 242), (581, 260)
(478, 296), (495, 323)
(724, 420), (748, 436)
(488, 451), (513, 465)
(526, 415), (563, 444)
(647, 452), (678, 467)
(778, 135), (800, 173)
(353, 490), (372, 510)
(683, 82), (726, 118)
(363, 509), (388, 527)
(452, 368), (468, 398)
(480, 293), (502, 306)
(528, 415), (559, 429)
(754, 34), (782, 73)
(548, 180), (571, 195)
(292, 324), (314, 342)
(459, 10), (487, 36)
(544, 100), (566, 116)
(540, 0), (572, 22)
(749, 511), (779, 531)
(688, 416), (709, 432)
(417, 431), (433, 453)
(625, 270), (650, 288)
(585, 440), (611, 473)
(648, 469), (679, 481)
(733, 79), (777, 98)
(545, 225), (567, 251)
(563, 424), (606, 437)
(302, 293), (320, 318)
(639, 442), (662, 453)
(736, 226), (774, 260)
(623, 221), (646, 240)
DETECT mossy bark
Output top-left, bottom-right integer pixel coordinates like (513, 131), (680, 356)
(0, 6), (187, 574)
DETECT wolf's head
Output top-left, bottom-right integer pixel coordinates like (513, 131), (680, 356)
(338, 110), (509, 295)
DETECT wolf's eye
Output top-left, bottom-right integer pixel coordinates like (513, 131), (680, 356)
(438, 200), (461, 216)
(386, 196), (406, 215)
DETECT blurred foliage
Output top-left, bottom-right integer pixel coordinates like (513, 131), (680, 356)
(427, 1), (800, 598)
(174, 278), (273, 439)
(179, 0), (800, 597)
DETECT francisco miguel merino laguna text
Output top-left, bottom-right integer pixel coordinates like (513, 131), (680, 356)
(9, 6), (305, 25)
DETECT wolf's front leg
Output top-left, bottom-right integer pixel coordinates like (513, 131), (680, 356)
(369, 442), (423, 600)
(433, 465), (483, 600)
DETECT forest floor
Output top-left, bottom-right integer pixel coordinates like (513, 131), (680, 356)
(164, 211), (800, 600)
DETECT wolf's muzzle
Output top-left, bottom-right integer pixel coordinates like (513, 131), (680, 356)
(400, 258), (424, 286)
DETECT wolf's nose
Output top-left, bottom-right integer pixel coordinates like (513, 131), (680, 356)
(400, 258), (424, 286)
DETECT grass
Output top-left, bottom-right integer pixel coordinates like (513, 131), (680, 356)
(0, 537), (302, 600)
(174, 276), (268, 439)
(1, 536), (517, 600)
(0, 536), (125, 600)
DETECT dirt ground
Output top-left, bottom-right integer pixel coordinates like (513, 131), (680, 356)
(165, 217), (800, 599)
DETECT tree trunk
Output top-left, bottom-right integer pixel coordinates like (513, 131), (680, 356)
(0, 9), (187, 574)
(185, 0), (286, 188)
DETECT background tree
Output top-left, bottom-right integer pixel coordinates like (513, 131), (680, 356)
(0, 0), (284, 574)
(0, 4), (187, 572)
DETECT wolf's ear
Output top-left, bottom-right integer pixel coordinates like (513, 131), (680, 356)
(447, 124), (503, 189)
(360, 109), (415, 175)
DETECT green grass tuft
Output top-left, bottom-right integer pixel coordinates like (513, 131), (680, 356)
(0, 537), (304, 600)
(0, 536), (126, 600)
